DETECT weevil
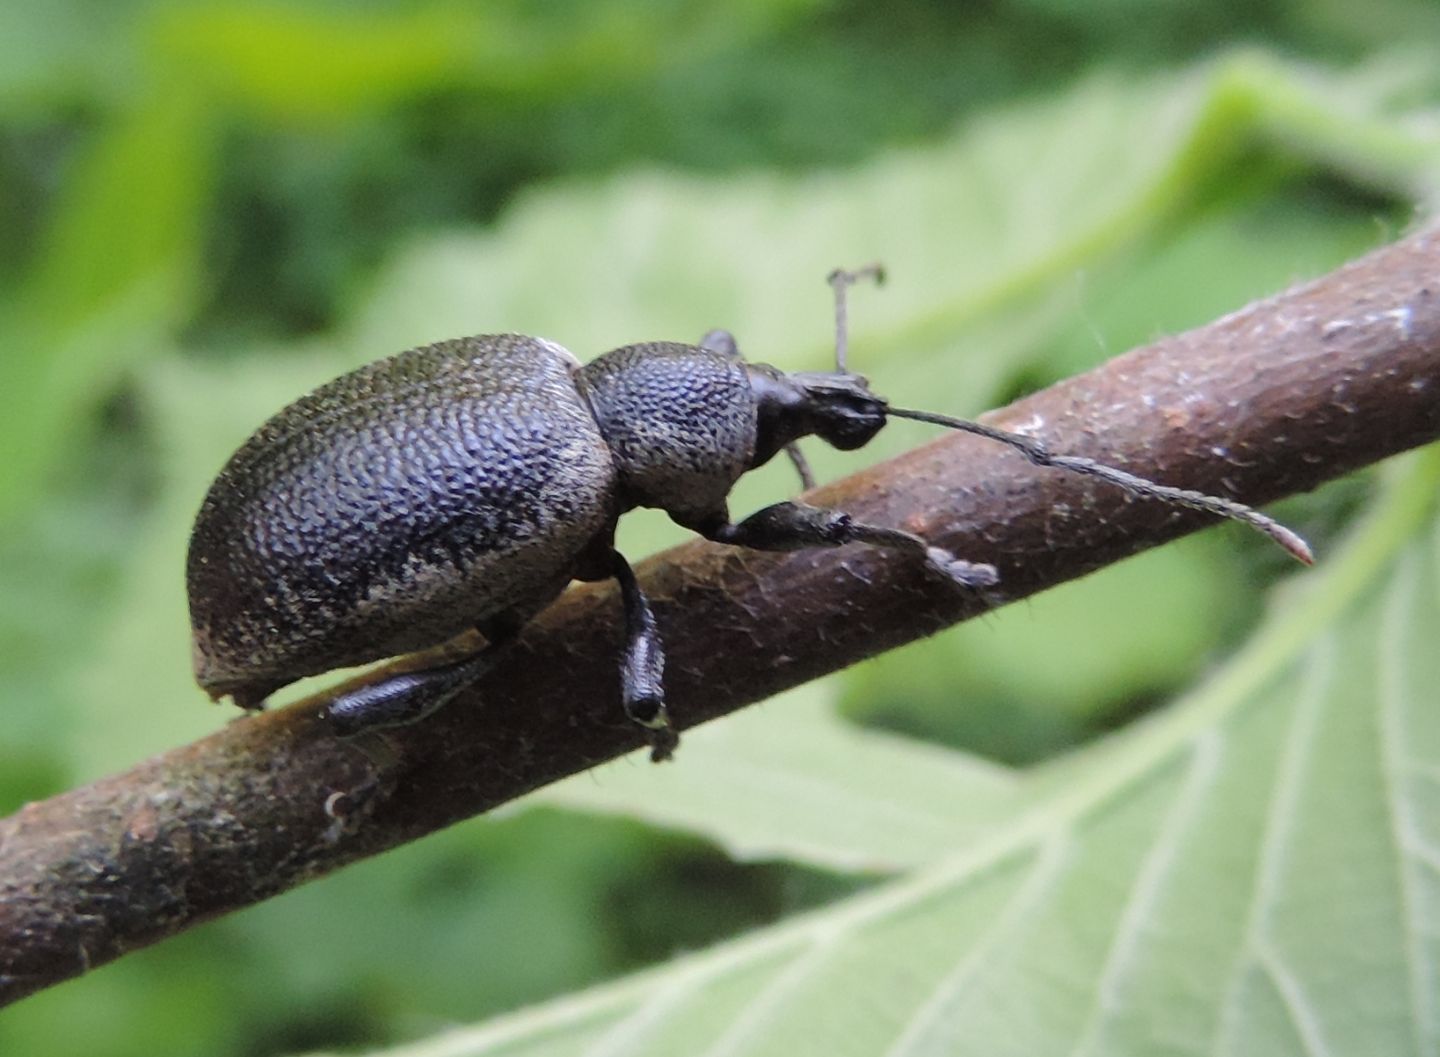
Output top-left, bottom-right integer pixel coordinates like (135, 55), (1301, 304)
(187, 268), (1311, 759)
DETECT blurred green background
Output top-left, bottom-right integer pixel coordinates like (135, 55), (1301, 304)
(2, 2), (1439, 1055)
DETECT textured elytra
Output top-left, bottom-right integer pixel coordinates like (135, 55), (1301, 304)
(187, 334), (618, 699)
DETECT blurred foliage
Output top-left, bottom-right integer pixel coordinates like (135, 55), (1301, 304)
(0, 1), (1438, 1055)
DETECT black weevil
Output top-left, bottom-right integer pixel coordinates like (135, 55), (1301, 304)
(187, 268), (1311, 759)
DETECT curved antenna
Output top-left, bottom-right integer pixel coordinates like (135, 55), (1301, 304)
(827, 264), (886, 373)
(886, 405), (1313, 564)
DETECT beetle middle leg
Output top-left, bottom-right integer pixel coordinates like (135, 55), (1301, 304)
(610, 551), (676, 762)
(697, 500), (1000, 590)
(324, 620), (520, 736)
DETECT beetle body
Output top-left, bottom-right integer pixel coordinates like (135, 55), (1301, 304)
(188, 334), (756, 714)
(188, 268), (1308, 759)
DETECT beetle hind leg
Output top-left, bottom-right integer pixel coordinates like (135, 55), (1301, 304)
(325, 627), (517, 736)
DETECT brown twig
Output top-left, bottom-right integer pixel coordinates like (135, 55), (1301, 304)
(3, 226), (1440, 1006)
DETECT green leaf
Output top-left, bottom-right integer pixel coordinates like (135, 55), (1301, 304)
(154, 4), (484, 119)
(533, 685), (1020, 873)
(0, 0), (147, 112)
(154, 1), (824, 120)
(64, 344), (353, 775)
(343, 447), (1440, 1057)
(0, 91), (214, 521)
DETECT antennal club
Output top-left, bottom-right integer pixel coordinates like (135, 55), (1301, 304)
(827, 264), (885, 373)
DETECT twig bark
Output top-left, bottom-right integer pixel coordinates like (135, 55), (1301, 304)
(4, 226), (1440, 1006)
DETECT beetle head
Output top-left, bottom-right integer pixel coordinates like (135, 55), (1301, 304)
(744, 363), (888, 467)
(736, 264), (893, 471)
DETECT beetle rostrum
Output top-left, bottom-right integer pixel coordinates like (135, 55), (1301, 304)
(187, 267), (1311, 761)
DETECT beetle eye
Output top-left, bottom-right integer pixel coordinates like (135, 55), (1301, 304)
(817, 408), (885, 451)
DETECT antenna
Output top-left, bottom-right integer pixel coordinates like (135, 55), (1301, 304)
(827, 264), (885, 373)
(816, 264), (1310, 564)
(886, 405), (1314, 564)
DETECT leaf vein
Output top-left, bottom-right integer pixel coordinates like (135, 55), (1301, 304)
(577, 968), (707, 1057)
(694, 929), (846, 1057)
(1256, 939), (1334, 1057)
(1066, 733), (1224, 1057)
(1210, 641), (1331, 1057)
(882, 836), (1074, 1057)
(1378, 551), (1438, 1054)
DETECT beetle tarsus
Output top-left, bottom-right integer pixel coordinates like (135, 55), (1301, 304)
(923, 547), (1000, 590)
(645, 723), (679, 763)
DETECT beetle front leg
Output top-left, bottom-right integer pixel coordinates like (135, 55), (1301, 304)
(699, 501), (999, 590)
(610, 550), (676, 762)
